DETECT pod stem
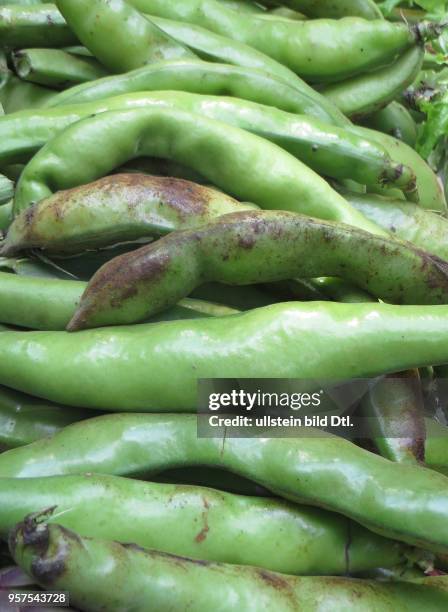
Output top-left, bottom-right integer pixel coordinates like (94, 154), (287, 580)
(414, 22), (447, 44)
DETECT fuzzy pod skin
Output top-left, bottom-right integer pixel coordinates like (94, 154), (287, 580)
(321, 47), (424, 119)
(126, 0), (418, 82)
(2, 174), (255, 254)
(0, 272), (240, 330)
(263, 0), (382, 19)
(12, 48), (109, 89)
(0, 386), (93, 451)
(5, 301), (448, 411)
(342, 191), (448, 260)
(46, 58), (337, 126)
(0, 75), (56, 114)
(362, 101), (418, 148)
(4, 415), (448, 554)
(0, 473), (410, 575)
(359, 371), (426, 464)
(0, 4), (76, 48)
(55, 0), (194, 73)
(67, 209), (448, 330)
(13, 107), (383, 235)
(0, 91), (410, 194)
(11, 520), (448, 612)
(350, 124), (447, 212)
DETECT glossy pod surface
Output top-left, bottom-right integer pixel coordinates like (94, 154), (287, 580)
(67, 209), (448, 330)
(11, 520), (448, 612)
(13, 107), (382, 234)
(0, 473), (409, 575)
(3, 302), (448, 411)
(0, 91), (409, 192)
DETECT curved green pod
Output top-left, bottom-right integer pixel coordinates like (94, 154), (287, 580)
(11, 519), (448, 612)
(0, 386), (93, 450)
(12, 48), (109, 89)
(148, 16), (347, 125)
(350, 124), (447, 212)
(362, 101), (418, 148)
(67, 209), (448, 330)
(425, 418), (448, 476)
(0, 75), (56, 114)
(13, 107), (384, 234)
(264, 0), (382, 19)
(57, 0), (194, 73)
(342, 191), (448, 260)
(0, 272), (240, 330)
(322, 47), (424, 119)
(46, 59), (335, 125)
(2, 173), (255, 254)
(0, 4), (76, 48)
(0, 473), (409, 575)
(0, 92), (410, 193)
(4, 414), (448, 553)
(359, 371), (426, 465)
(124, 0), (420, 82)
(4, 301), (448, 411)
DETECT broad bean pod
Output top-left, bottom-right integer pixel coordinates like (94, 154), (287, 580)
(13, 107), (384, 234)
(350, 124), (447, 211)
(2, 174), (255, 254)
(0, 201), (12, 231)
(12, 48), (109, 88)
(4, 418), (448, 552)
(46, 58), (335, 125)
(0, 272), (240, 330)
(261, 0), (382, 19)
(0, 91), (409, 193)
(123, 0), (425, 82)
(0, 75), (55, 113)
(0, 473), (410, 575)
(322, 47), (424, 119)
(67, 209), (448, 330)
(359, 371), (426, 464)
(0, 385), (92, 450)
(56, 0), (194, 73)
(11, 519), (448, 612)
(362, 101), (418, 147)
(0, 3), (76, 48)
(3, 302), (448, 411)
(0, 174), (13, 204)
(342, 191), (448, 260)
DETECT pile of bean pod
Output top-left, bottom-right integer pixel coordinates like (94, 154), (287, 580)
(1, 0), (448, 610)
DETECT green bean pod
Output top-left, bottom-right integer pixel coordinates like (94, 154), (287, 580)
(13, 107), (385, 234)
(11, 518), (448, 612)
(0, 91), (410, 193)
(148, 15), (347, 125)
(350, 124), (447, 211)
(362, 101), (418, 148)
(57, 0), (195, 73)
(67, 209), (448, 330)
(0, 75), (56, 113)
(5, 301), (448, 411)
(12, 48), (109, 89)
(321, 47), (424, 119)
(0, 271), (241, 330)
(359, 371), (426, 464)
(2, 174), (255, 254)
(263, 0), (383, 19)
(0, 4), (76, 48)
(424, 418), (448, 476)
(4, 413), (448, 553)
(219, 0), (263, 13)
(0, 385), (93, 450)
(123, 0), (423, 82)
(0, 473), (410, 575)
(341, 191), (448, 260)
(46, 58), (336, 125)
